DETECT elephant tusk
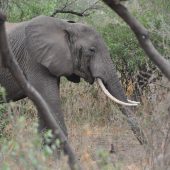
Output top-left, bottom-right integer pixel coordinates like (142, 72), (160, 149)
(97, 78), (138, 106)
(127, 99), (140, 104)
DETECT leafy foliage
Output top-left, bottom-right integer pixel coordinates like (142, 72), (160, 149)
(100, 24), (147, 73)
(4, 0), (56, 21)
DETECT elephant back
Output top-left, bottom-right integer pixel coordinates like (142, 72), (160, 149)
(7, 22), (30, 72)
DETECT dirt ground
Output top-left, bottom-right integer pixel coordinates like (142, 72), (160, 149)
(62, 78), (170, 170)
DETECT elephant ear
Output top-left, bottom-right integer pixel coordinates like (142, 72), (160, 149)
(25, 15), (73, 77)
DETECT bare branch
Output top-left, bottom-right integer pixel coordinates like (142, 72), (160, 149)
(62, 0), (77, 10)
(103, 0), (170, 80)
(81, 0), (100, 14)
(51, 9), (90, 17)
(120, 106), (148, 145)
(0, 12), (81, 170)
(51, 0), (101, 17)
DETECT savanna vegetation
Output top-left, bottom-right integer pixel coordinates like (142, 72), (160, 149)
(0, 0), (170, 169)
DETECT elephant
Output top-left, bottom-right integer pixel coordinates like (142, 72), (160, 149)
(2, 15), (143, 142)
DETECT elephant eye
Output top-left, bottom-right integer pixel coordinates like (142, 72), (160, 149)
(89, 47), (96, 54)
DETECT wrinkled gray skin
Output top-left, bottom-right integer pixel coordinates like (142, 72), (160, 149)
(1, 16), (128, 135)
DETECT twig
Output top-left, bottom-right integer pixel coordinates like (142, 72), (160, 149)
(151, 83), (170, 90)
(51, 10), (90, 17)
(120, 106), (148, 145)
(51, 0), (100, 17)
(103, 0), (170, 80)
(0, 12), (81, 170)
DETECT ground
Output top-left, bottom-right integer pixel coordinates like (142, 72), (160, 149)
(62, 77), (170, 170)
(0, 77), (169, 170)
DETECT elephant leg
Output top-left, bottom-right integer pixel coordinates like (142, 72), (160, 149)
(28, 69), (67, 137)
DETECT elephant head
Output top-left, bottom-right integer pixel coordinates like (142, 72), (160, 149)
(25, 16), (138, 106)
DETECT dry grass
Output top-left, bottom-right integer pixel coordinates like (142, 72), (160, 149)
(61, 77), (170, 170)
(0, 77), (169, 170)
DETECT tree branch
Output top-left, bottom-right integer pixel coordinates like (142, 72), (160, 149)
(0, 12), (81, 170)
(103, 0), (170, 80)
(51, 0), (100, 17)
(51, 9), (90, 17)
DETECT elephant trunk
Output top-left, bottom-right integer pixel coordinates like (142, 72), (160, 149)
(96, 61), (138, 106)
(96, 62), (147, 144)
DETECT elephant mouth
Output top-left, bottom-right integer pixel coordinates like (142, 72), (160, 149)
(74, 69), (94, 84)
(84, 68), (95, 84)
(85, 76), (94, 84)
(82, 71), (94, 84)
